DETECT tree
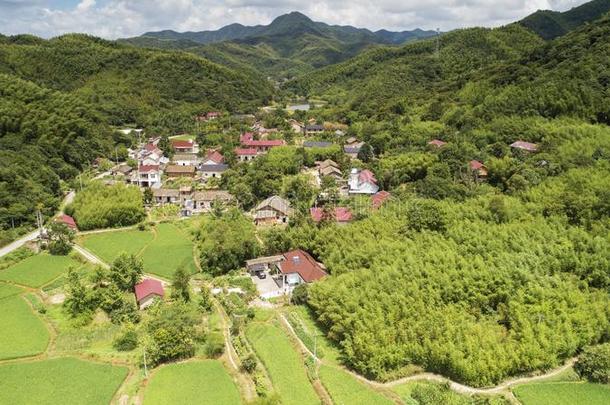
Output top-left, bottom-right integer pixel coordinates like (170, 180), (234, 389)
(199, 285), (213, 313)
(63, 267), (92, 318)
(357, 143), (374, 162)
(47, 221), (74, 255)
(143, 187), (153, 205)
(291, 284), (309, 305)
(109, 253), (143, 291)
(574, 343), (610, 383)
(113, 325), (139, 351)
(158, 134), (175, 159)
(171, 266), (191, 302)
(145, 303), (198, 366)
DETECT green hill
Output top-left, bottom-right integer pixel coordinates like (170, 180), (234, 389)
(0, 34), (273, 124)
(519, 0), (610, 39)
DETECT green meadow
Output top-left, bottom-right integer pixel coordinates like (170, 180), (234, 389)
(514, 381), (610, 405)
(78, 229), (153, 263)
(319, 364), (393, 405)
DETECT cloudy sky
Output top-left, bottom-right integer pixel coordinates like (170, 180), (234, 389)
(0, 0), (591, 39)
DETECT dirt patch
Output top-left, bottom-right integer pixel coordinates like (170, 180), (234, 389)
(48, 293), (66, 304)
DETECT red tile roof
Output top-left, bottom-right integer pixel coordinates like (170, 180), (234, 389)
(310, 207), (353, 223)
(280, 249), (327, 282)
(371, 191), (391, 209)
(56, 214), (77, 230)
(139, 165), (159, 173)
(204, 150), (224, 164)
(428, 139), (447, 148)
(206, 111), (221, 118)
(235, 148), (257, 156)
(358, 169), (377, 184)
(134, 279), (164, 303)
(172, 140), (195, 149)
(510, 141), (538, 152)
(144, 143), (160, 153)
(469, 160), (484, 170)
(240, 132), (285, 147)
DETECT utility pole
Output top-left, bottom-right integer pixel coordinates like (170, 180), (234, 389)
(435, 28), (441, 57)
(143, 348), (148, 377)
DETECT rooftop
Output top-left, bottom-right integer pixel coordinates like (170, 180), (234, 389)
(135, 279), (164, 302)
(279, 249), (327, 283)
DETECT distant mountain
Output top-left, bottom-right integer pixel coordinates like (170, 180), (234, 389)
(375, 28), (439, 44)
(121, 12), (437, 78)
(137, 12), (436, 46)
(519, 0), (610, 39)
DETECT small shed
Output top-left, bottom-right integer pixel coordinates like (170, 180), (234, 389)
(135, 279), (164, 309)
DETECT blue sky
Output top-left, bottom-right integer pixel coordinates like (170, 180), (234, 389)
(0, 0), (591, 39)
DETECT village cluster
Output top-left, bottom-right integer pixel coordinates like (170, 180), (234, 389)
(85, 112), (540, 300)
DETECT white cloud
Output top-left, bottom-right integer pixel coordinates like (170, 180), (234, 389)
(0, 0), (592, 39)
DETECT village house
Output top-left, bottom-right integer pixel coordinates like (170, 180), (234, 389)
(134, 165), (162, 188)
(371, 191), (391, 209)
(317, 160), (343, 181)
(305, 124), (324, 136)
(195, 111), (221, 122)
(310, 207), (353, 225)
(202, 150), (224, 166)
(510, 140), (539, 152)
(288, 119), (304, 134)
(303, 141), (333, 149)
(428, 139), (447, 148)
(235, 148), (258, 162)
(172, 153), (200, 167)
(200, 164), (229, 180)
(135, 278), (164, 309)
(165, 164), (196, 178)
(344, 139), (364, 159)
(254, 195), (294, 225)
(171, 139), (199, 154)
(240, 133), (285, 154)
(469, 160), (488, 180)
(246, 249), (327, 295)
(188, 190), (234, 214)
(112, 164), (133, 178)
(152, 188), (180, 205)
(348, 168), (379, 195)
(55, 214), (77, 231)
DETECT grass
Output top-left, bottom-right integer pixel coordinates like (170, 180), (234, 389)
(0, 281), (22, 299)
(0, 293), (49, 360)
(141, 223), (197, 278)
(143, 360), (241, 405)
(513, 381), (610, 405)
(169, 134), (195, 141)
(78, 229), (153, 263)
(0, 357), (128, 404)
(285, 305), (342, 365)
(319, 364), (393, 405)
(246, 322), (319, 405)
(0, 254), (80, 288)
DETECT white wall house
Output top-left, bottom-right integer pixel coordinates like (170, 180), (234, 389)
(348, 168), (379, 195)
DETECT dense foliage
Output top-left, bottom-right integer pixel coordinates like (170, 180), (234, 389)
(0, 74), (111, 235)
(574, 343), (610, 383)
(197, 209), (260, 275)
(69, 182), (145, 230)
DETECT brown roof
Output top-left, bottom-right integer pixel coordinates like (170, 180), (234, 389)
(165, 165), (195, 174)
(255, 196), (294, 216)
(192, 190), (234, 202)
(153, 188), (179, 197)
(279, 249), (327, 283)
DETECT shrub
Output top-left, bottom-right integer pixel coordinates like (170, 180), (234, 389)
(574, 343), (610, 383)
(291, 284), (309, 305)
(205, 331), (225, 358)
(242, 353), (258, 373)
(113, 326), (139, 351)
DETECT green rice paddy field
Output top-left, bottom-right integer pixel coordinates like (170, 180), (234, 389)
(513, 381), (610, 405)
(246, 322), (319, 405)
(0, 254), (80, 287)
(78, 223), (196, 278)
(0, 357), (128, 404)
(143, 360), (241, 405)
(0, 283), (49, 360)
